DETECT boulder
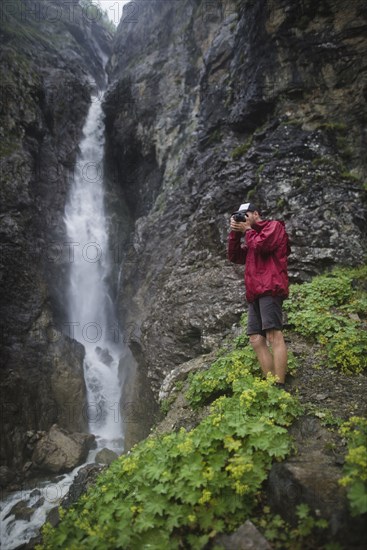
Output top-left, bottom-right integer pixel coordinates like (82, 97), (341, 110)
(267, 416), (367, 545)
(213, 520), (271, 550)
(5, 500), (35, 522)
(32, 425), (95, 474)
(95, 448), (119, 465)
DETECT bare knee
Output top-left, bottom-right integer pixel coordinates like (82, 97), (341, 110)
(266, 329), (285, 346)
(249, 334), (266, 350)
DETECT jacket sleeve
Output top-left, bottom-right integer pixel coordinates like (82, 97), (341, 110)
(227, 231), (247, 264)
(251, 222), (285, 253)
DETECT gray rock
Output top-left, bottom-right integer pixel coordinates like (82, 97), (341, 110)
(104, 0), (367, 413)
(0, 466), (15, 488)
(46, 506), (61, 529)
(31, 497), (45, 510)
(61, 464), (106, 511)
(95, 347), (114, 366)
(158, 353), (216, 402)
(5, 500), (35, 522)
(267, 416), (366, 544)
(95, 448), (119, 465)
(214, 520), (271, 550)
(32, 425), (95, 474)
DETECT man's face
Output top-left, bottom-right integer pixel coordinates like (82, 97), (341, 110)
(245, 211), (257, 226)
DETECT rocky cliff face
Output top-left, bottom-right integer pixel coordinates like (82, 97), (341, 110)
(0, 0), (112, 481)
(1, 0), (366, 489)
(104, 0), (367, 406)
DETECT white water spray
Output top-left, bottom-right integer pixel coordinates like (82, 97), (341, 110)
(0, 93), (125, 550)
(64, 94), (124, 451)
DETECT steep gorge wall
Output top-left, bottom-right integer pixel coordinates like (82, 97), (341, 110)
(0, 0), (112, 481)
(1, 0), (366, 479)
(104, 0), (367, 418)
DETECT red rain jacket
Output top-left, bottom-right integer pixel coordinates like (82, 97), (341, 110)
(227, 220), (290, 303)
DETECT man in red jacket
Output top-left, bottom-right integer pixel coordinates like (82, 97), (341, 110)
(228, 202), (290, 389)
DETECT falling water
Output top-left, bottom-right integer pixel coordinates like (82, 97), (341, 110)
(0, 92), (124, 549)
(64, 93), (124, 451)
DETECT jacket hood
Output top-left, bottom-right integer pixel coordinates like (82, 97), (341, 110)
(252, 220), (290, 256)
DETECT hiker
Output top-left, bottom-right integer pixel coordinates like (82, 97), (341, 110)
(227, 202), (291, 389)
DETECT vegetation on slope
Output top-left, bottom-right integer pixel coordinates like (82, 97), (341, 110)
(284, 266), (367, 375)
(39, 266), (367, 549)
(40, 359), (302, 548)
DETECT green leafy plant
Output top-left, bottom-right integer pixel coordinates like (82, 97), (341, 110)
(160, 396), (175, 415)
(39, 347), (302, 549)
(186, 343), (298, 409)
(304, 404), (343, 428)
(341, 171), (361, 183)
(339, 416), (367, 516)
(38, 268), (366, 548)
(254, 503), (329, 549)
(284, 266), (367, 374)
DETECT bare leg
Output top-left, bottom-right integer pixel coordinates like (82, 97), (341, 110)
(266, 329), (287, 383)
(249, 334), (274, 378)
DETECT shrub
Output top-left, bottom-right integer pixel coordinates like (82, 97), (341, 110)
(254, 503), (328, 549)
(39, 350), (301, 549)
(339, 416), (367, 516)
(284, 266), (367, 374)
(186, 343), (298, 409)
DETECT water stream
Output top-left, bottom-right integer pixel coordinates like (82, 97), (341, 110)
(64, 92), (124, 451)
(0, 89), (125, 549)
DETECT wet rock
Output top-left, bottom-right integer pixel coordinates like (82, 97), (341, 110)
(22, 462), (33, 474)
(214, 520), (271, 550)
(61, 464), (106, 511)
(45, 506), (61, 529)
(0, 465), (15, 487)
(31, 497), (45, 510)
(95, 448), (119, 465)
(5, 500), (35, 522)
(32, 425), (95, 474)
(50, 336), (88, 433)
(267, 414), (367, 545)
(95, 347), (114, 366)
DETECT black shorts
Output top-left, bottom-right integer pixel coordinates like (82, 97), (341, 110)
(247, 295), (284, 337)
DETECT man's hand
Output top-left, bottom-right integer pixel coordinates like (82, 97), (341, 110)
(230, 217), (252, 233)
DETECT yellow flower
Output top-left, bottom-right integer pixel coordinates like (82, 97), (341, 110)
(223, 436), (242, 452)
(234, 481), (248, 495)
(199, 489), (212, 505)
(203, 467), (214, 481)
(122, 457), (138, 474)
(177, 438), (194, 454)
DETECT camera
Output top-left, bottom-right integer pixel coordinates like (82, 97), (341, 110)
(232, 211), (247, 222)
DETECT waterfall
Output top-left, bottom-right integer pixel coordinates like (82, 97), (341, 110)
(0, 91), (125, 549)
(64, 92), (124, 452)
